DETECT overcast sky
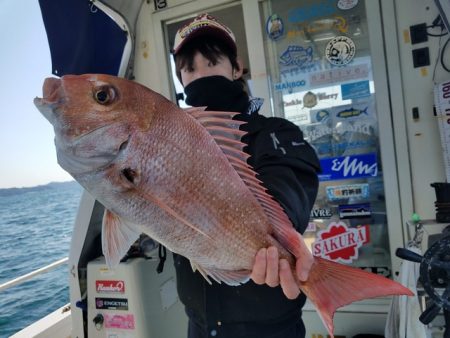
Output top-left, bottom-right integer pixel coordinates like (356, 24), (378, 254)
(0, 0), (72, 188)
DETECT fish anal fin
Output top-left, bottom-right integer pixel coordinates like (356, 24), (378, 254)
(301, 257), (414, 337)
(190, 260), (251, 286)
(102, 209), (141, 269)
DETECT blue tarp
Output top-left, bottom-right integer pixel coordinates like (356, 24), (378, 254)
(38, 0), (127, 76)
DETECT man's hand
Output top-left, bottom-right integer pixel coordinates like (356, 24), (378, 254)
(250, 234), (313, 299)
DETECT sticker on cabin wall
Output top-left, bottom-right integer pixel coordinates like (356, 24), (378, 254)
(266, 14), (284, 40)
(360, 266), (391, 278)
(315, 109), (330, 122)
(106, 331), (135, 338)
(309, 63), (369, 86)
(341, 80), (371, 100)
(306, 222), (318, 232)
(303, 124), (333, 143)
(288, 1), (337, 23)
(319, 153), (378, 181)
(337, 0), (359, 10)
(325, 36), (356, 66)
(312, 222), (370, 263)
(303, 91), (318, 108)
(339, 203), (371, 218)
(336, 106), (369, 119)
(274, 79), (307, 93)
(279, 45), (313, 68)
(96, 298), (129, 310)
(96, 280), (125, 294)
(104, 314), (135, 330)
(326, 183), (370, 201)
(310, 207), (333, 219)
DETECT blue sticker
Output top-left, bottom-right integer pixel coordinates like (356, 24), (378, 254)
(341, 81), (371, 100)
(266, 14), (284, 40)
(326, 183), (370, 201)
(274, 80), (306, 93)
(279, 45), (313, 68)
(339, 203), (371, 219)
(318, 153), (378, 181)
(315, 110), (330, 122)
(332, 140), (376, 153)
(288, 0), (337, 23)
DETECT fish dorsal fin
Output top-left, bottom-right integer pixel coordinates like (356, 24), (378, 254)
(102, 209), (141, 269)
(191, 110), (294, 244)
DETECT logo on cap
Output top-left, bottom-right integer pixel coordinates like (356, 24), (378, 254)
(173, 13), (236, 54)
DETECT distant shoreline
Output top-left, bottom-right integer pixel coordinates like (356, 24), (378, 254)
(0, 181), (81, 196)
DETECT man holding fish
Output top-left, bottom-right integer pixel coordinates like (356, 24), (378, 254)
(171, 13), (321, 338)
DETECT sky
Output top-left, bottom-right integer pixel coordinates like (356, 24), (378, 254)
(0, 0), (72, 188)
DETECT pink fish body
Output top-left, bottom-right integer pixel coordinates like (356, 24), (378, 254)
(34, 74), (412, 337)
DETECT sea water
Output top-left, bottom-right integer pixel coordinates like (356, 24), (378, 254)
(0, 181), (82, 337)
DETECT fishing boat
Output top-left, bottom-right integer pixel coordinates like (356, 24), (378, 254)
(3, 0), (450, 337)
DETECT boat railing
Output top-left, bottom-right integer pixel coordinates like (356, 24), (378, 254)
(0, 257), (68, 292)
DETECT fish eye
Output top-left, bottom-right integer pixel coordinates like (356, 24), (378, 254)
(94, 86), (116, 105)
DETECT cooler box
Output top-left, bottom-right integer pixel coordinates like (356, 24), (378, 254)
(87, 255), (187, 338)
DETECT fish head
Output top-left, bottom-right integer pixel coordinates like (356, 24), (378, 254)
(34, 74), (156, 175)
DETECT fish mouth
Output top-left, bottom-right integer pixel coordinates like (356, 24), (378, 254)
(34, 77), (65, 122)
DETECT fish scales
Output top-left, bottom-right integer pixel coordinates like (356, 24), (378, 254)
(114, 100), (273, 270)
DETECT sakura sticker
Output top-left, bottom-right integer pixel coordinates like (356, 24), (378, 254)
(337, 0), (358, 10)
(312, 222), (370, 263)
(325, 36), (356, 66)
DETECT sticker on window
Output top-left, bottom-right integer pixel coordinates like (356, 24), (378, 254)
(312, 222), (370, 263)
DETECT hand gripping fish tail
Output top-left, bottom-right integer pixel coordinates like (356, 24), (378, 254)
(275, 224), (413, 338)
(34, 74), (413, 338)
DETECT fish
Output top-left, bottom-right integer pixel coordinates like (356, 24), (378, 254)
(34, 74), (412, 337)
(336, 106), (369, 118)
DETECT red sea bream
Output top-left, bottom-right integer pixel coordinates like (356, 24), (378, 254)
(34, 74), (412, 337)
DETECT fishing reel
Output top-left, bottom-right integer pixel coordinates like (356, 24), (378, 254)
(396, 235), (450, 325)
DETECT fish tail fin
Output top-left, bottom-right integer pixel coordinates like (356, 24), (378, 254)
(300, 257), (413, 337)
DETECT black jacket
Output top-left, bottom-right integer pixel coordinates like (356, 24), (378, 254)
(173, 112), (320, 334)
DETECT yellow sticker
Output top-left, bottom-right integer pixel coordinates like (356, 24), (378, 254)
(421, 67), (428, 77)
(403, 29), (411, 43)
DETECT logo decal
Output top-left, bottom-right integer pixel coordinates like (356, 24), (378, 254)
(96, 280), (125, 293)
(104, 314), (135, 330)
(288, 1), (337, 23)
(336, 107), (368, 118)
(339, 203), (371, 218)
(341, 80), (371, 100)
(279, 45), (313, 67)
(274, 80), (306, 93)
(310, 208), (333, 219)
(337, 0), (359, 10)
(96, 298), (129, 310)
(312, 222), (370, 263)
(319, 153), (378, 181)
(266, 14), (284, 40)
(326, 183), (370, 201)
(303, 91), (318, 108)
(325, 36), (356, 66)
(309, 63), (369, 86)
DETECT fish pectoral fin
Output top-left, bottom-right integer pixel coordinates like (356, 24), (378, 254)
(102, 209), (141, 269)
(190, 261), (251, 286)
